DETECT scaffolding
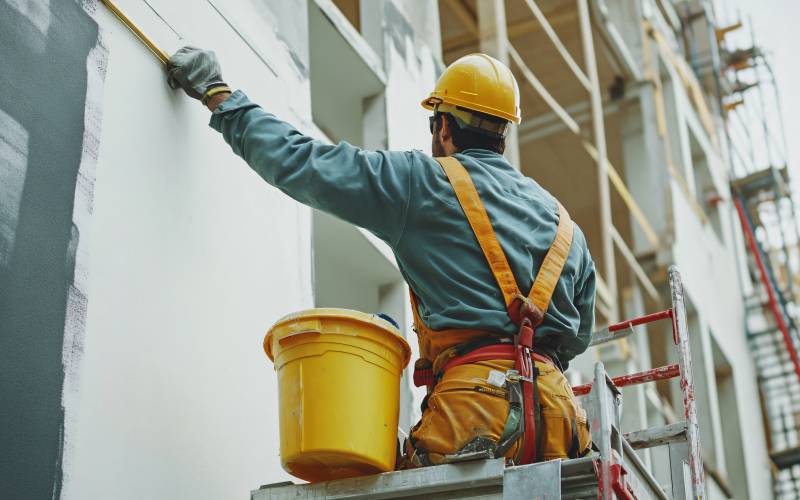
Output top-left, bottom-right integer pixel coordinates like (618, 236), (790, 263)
(440, 0), (667, 328)
(712, 11), (800, 500)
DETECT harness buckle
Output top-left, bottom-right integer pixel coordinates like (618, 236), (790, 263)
(505, 370), (533, 384)
(507, 294), (544, 330)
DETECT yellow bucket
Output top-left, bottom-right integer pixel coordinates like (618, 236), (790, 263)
(264, 308), (411, 482)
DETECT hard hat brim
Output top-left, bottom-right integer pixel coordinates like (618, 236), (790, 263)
(421, 94), (521, 124)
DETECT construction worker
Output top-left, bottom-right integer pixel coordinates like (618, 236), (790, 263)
(167, 47), (594, 466)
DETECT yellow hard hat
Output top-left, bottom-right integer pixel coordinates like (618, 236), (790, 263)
(421, 53), (521, 124)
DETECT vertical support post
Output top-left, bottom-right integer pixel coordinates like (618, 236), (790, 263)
(765, 60), (790, 167)
(750, 18), (774, 170)
(667, 441), (693, 499)
(360, 1), (389, 152)
(669, 266), (706, 499)
(578, 0), (618, 322)
(771, 188), (798, 316)
(589, 362), (614, 500)
(476, 0), (520, 170)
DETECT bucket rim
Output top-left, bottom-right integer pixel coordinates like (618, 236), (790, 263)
(264, 308), (411, 365)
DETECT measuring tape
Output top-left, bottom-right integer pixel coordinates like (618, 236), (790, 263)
(100, 0), (168, 65)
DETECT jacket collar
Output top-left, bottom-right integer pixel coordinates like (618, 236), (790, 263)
(457, 149), (516, 172)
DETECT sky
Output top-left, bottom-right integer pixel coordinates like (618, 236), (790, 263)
(717, 0), (800, 179)
(712, 0), (800, 255)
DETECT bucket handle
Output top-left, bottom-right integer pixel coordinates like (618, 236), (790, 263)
(278, 329), (321, 345)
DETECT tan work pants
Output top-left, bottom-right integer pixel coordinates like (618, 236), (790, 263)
(404, 358), (591, 466)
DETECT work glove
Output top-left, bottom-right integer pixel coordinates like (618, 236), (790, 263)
(167, 46), (230, 104)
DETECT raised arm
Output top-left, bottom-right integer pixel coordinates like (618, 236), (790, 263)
(167, 47), (414, 246)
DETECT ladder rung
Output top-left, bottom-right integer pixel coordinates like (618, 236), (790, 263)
(749, 327), (780, 338)
(624, 421), (687, 450)
(762, 372), (800, 382)
(756, 360), (793, 368)
(751, 339), (792, 350)
(773, 446), (800, 470)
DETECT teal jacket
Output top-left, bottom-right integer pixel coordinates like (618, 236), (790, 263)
(210, 91), (596, 368)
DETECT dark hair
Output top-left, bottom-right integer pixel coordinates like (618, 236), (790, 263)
(438, 113), (506, 154)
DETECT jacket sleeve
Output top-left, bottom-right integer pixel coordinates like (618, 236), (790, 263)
(209, 90), (413, 246)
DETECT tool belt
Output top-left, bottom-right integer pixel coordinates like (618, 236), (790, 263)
(405, 324), (591, 467)
(413, 342), (556, 389)
(410, 297), (550, 465)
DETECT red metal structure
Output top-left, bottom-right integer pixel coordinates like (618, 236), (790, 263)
(732, 173), (800, 496)
(734, 196), (800, 382)
(571, 266), (705, 499)
(573, 363), (680, 397)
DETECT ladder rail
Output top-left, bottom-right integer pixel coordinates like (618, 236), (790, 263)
(669, 266), (705, 500)
(577, 268), (706, 499)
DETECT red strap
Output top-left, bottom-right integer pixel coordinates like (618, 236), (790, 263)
(413, 331), (547, 464)
(441, 344), (555, 373)
(516, 321), (538, 464)
(413, 367), (434, 388)
(610, 464), (636, 500)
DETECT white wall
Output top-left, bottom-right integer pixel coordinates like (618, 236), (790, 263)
(60, 1), (440, 498)
(62, 2), (314, 497)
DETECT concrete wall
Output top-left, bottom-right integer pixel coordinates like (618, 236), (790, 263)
(0, 0), (438, 498)
(62, 0), (316, 497)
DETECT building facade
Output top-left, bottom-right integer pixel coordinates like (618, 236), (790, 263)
(1, 0), (794, 498)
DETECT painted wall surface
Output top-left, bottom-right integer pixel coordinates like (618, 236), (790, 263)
(60, 1), (316, 498)
(0, 0), (441, 498)
(0, 1), (105, 497)
(381, 0), (440, 153)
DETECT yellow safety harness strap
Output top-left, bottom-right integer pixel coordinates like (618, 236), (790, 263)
(435, 156), (519, 307)
(434, 156), (574, 313)
(529, 202), (574, 312)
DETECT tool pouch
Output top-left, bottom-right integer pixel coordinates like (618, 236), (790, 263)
(406, 359), (520, 466)
(536, 362), (592, 460)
